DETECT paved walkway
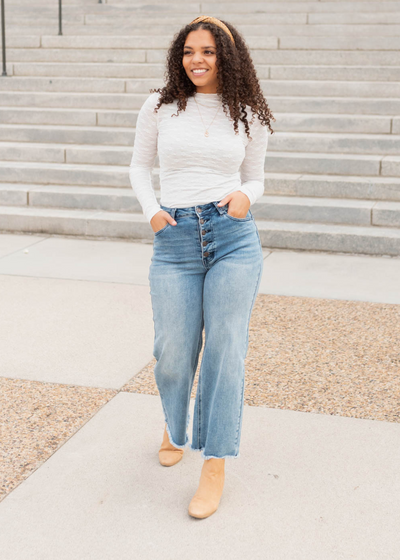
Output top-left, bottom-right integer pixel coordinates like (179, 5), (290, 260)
(0, 233), (399, 560)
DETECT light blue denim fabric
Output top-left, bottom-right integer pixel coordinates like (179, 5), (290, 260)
(148, 199), (264, 460)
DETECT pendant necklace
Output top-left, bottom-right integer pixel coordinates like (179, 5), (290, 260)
(194, 96), (222, 137)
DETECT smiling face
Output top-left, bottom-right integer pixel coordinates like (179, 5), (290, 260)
(182, 28), (219, 93)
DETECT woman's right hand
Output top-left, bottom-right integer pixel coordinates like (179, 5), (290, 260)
(150, 210), (177, 233)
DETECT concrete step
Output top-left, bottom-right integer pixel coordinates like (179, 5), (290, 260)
(0, 184), (143, 213)
(7, 2), (400, 16)
(5, 181), (400, 226)
(0, 203), (399, 256)
(9, 62), (400, 83)
(1, 125), (399, 155)
(7, 23), (400, 38)
(87, 2), (400, 15)
(0, 16), (311, 32)
(6, 0), (99, 4)
(0, 77), (128, 93)
(2, 177), (400, 219)
(0, 91), (398, 116)
(270, 97), (400, 116)
(2, 181), (399, 228)
(309, 12), (400, 25)
(5, 7), (400, 25)
(5, 14), (84, 24)
(279, 36), (400, 50)
(5, 12), (400, 29)
(0, 0), (354, 7)
(2, 36), (41, 48)
(5, 48), (400, 66)
(1, 107), (394, 134)
(268, 66), (400, 82)
(252, 196), (375, 226)
(38, 35), (281, 50)
(0, 107), (99, 126)
(1, 159), (400, 198)
(270, 132), (400, 156)
(255, 219), (400, 256)
(33, 34), (400, 51)
(0, 161), (128, 188)
(264, 173), (400, 201)
(126, 79), (400, 99)
(3, 75), (400, 100)
(0, 126), (135, 147)
(266, 152), (393, 176)
(0, 143), (400, 180)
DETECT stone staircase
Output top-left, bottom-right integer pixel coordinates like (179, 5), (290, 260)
(1, 0), (400, 255)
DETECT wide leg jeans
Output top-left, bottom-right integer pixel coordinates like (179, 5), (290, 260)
(148, 199), (264, 459)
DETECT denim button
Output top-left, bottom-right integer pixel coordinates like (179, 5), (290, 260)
(203, 251), (209, 257)
(196, 206), (202, 212)
(202, 241), (207, 247)
(201, 230), (206, 235)
(200, 219), (205, 224)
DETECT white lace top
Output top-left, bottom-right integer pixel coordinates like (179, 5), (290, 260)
(129, 91), (269, 223)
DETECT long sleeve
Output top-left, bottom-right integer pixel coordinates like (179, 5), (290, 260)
(238, 115), (268, 206)
(129, 93), (162, 223)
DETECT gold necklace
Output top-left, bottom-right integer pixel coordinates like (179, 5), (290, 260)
(194, 96), (222, 137)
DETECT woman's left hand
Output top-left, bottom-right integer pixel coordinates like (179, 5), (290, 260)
(218, 191), (250, 219)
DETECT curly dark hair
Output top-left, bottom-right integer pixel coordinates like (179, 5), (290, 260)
(149, 18), (275, 140)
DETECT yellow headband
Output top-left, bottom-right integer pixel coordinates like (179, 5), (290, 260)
(189, 15), (235, 46)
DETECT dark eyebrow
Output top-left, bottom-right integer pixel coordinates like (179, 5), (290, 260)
(183, 45), (216, 49)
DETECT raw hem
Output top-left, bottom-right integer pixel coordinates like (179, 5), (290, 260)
(189, 446), (240, 460)
(164, 412), (192, 451)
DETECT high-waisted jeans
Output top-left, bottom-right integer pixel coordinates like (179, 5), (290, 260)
(148, 199), (264, 459)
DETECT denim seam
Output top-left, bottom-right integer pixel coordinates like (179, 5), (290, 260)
(234, 365), (246, 452)
(198, 346), (202, 450)
(233, 259), (263, 453)
(253, 221), (263, 253)
(193, 322), (204, 450)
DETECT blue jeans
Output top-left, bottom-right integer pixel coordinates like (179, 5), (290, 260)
(148, 200), (264, 459)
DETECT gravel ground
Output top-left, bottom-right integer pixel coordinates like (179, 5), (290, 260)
(0, 379), (117, 502)
(1, 293), (399, 502)
(124, 294), (400, 423)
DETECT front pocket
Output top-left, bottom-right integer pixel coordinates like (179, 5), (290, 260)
(154, 222), (171, 236)
(224, 209), (253, 222)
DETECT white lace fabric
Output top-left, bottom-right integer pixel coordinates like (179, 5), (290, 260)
(129, 91), (269, 223)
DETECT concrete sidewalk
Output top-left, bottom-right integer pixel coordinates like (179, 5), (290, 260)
(0, 233), (400, 304)
(0, 233), (399, 560)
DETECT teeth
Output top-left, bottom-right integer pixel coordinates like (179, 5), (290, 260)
(193, 70), (207, 74)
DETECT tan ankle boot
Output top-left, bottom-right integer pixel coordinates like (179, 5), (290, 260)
(188, 458), (225, 518)
(158, 423), (184, 467)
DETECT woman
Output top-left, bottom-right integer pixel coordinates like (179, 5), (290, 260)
(129, 15), (275, 519)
